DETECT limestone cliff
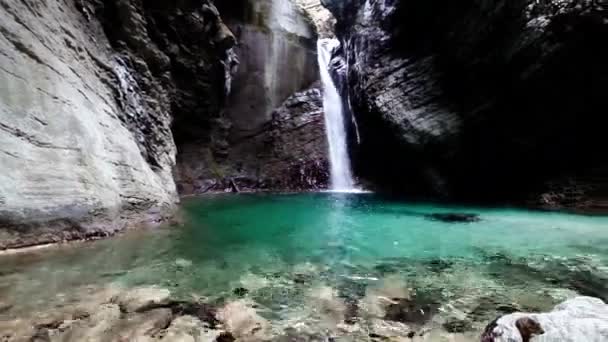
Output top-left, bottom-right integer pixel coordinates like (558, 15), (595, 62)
(324, 0), (608, 209)
(175, 0), (328, 194)
(0, 0), (328, 248)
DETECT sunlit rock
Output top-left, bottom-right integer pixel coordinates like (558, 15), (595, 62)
(482, 296), (608, 342)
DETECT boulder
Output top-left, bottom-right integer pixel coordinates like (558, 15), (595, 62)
(482, 296), (608, 341)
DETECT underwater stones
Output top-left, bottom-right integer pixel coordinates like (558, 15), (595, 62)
(239, 273), (270, 292)
(217, 299), (269, 340)
(175, 258), (194, 269)
(424, 213), (481, 223)
(359, 275), (413, 319)
(442, 319), (473, 333)
(161, 315), (221, 342)
(115, 308), (173, 340)
(384, 296), (439, 325)
(307, 285), (347, 327)
(233, 287), (249, 297)
(482, 296), (608, 342)
(368, 318), (413, 340)
(113, 286), (171, 313)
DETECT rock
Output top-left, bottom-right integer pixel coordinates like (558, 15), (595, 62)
(308, 285), (347, 328)
(359, 275), (412, 319)
(442, 319), (473, 333)
(324, 0), (608, 206)
(115, 308), (173, 341)
(175, 259), (193, 269)
(481, 296), (608, 342)
(175, 86), (329, 194)
(217, 299), (270, 340)
(0, 0), (235, 249)
(49, 303), (122, 341)
(161, 315), (222, 342)
(295, 0), (337, 38)
(216, 332), (236, 342)
(233, 287), (249, 297)
(113, 287), (171, 313)
(0, 301), (13, 313)
(368, 318), (413, 340)
(424, 213), (481, 223)
(384, 297), (439, 325)
(0, 319), (37, 341)
(175, 0), (326, 195)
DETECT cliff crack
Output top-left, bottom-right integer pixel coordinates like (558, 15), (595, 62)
(0, 24), (67, 78)
(0, 122), (80, 151)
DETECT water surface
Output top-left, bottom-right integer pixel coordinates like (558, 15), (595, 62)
(2, 193), (607, 337)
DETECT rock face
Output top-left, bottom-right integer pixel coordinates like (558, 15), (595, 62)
(482, 296), (608, 342)
(296, 0), (337, 38)
(0, 0), (329, 247)
(323, 0), (608, 208)
(176, 0), (328, 194)
(176, 86), (329, 193)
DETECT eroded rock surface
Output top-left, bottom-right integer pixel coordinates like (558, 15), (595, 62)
(0, 0), (236, 249)
(176, 86), (329, 193)
(323, 0), (608, 209)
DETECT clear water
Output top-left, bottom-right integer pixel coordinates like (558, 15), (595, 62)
(318, 39), (356, 191)
(1, 193), (607, 337)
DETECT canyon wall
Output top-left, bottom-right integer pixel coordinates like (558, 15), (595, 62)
(175, 0), (328, 194)
(324, 0), (608, 210)
(0, 0), (327, 249)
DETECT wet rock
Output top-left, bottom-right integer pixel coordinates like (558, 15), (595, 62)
(113, 286), (171, 313)
(217, 299), (269, 340)
(216, 332), (236, 342)
(368, 318), (413, 340)
(155, 301), (219, 328)
(308, 286), (347, 327)
(0, 301), (13, 313)
(424, 213), (481, 223)
(359, 275), (412, 319)
(233, 287), (249, 297)
(162, 315), (222, 342)
(115, 308), (173, 340)
(0, 319), (37, 341)
(384, 297), (439, 325)
(482, 296), (608, 342)
(324, 0), (608, 206)
(442, 319), (473, 333)
(175, 259), (193, 269)
(49, 303), (122, 341)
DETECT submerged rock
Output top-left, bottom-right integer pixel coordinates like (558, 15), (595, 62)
(425, 213), (481, 223)
(482, 296), (608, 342)
(113, 286), (171, 313)
(217, 299), (270, 340)
(161, 315), (222, 342)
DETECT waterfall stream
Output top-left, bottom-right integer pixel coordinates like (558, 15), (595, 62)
(317, 39), (356, 191)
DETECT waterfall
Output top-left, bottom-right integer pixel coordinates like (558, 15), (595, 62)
(317, 39), (356, 191)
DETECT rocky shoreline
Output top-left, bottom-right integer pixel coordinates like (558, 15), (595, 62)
(2, 282), (606, 342)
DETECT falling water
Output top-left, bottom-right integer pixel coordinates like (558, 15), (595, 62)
(317, 39), (356, 191)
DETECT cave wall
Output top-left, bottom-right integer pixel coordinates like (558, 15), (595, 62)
(323, 0), (608, 209)
(0, 0), (235, 249)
